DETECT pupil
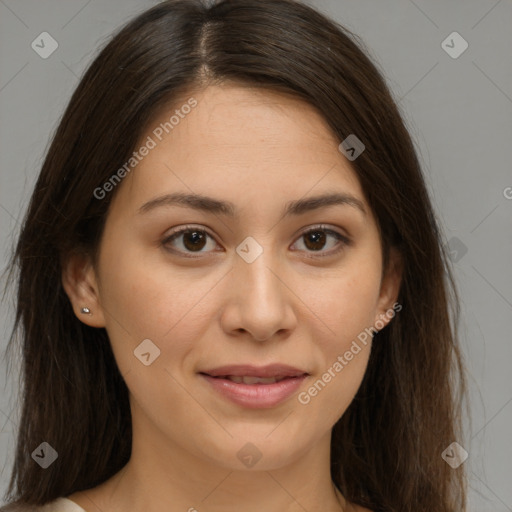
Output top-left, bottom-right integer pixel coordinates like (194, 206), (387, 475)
(184, 231), (206, 251)
(306, 231), (325, 251)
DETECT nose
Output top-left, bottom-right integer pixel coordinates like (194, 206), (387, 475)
(220, 247), (297, 342)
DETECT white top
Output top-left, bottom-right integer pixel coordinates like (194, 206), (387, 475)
(41, 498), (87, 512)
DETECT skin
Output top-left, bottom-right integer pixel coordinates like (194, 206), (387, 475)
(63, 83), (402, 512)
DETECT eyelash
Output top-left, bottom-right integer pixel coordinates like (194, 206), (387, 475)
(161, 224), (351, 259)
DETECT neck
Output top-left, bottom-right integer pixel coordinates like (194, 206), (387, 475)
(75, 410), (347, 512)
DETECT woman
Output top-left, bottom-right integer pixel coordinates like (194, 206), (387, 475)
(1, 0), (469, 510)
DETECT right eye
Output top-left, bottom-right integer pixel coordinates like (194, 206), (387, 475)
(161, 225), (220, 257)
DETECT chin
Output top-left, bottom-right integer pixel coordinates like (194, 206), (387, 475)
(193, 430), (313, 472)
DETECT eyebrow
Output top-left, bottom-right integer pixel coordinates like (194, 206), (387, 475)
(138, 191), (367, 218)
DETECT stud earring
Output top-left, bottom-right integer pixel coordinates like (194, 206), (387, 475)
(80, 307), (91, 315)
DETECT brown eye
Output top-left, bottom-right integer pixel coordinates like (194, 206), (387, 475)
(303, 230), (327, 251)
(291, 226), (350, 257)
(162, 224), (350, 259)
(162, 226), (218, 256)
(181, 230), (208, 251)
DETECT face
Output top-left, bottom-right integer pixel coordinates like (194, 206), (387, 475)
(64, 83), (401, 472)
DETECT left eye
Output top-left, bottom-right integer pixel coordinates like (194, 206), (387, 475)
(291, 226), (350, 256)
(162, 225), (350, 258)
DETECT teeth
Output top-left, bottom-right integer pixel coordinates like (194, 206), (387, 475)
(224, 376), (285, 384)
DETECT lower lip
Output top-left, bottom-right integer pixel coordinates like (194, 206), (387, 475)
(200, 374), (308, 409)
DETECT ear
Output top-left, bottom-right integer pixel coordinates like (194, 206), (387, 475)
(374, 245), (403, 329)
(61, 250), (106, 328)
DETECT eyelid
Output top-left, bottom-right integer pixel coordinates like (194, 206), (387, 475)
(162, 224), (216, 242)
(295, 224), (351, 243)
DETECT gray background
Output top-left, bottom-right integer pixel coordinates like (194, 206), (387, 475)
(0, 0), (511, 510)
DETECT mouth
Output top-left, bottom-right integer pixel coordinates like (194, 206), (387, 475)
(198, 364), (310, 408)
(200, 374), (304, 384)
(200, 363), (309, 380)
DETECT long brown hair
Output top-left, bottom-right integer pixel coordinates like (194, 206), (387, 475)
(1, 0), (469, 510)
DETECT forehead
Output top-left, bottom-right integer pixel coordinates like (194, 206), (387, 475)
(112, 84), (367, 215)
(152, 83), (341, 154)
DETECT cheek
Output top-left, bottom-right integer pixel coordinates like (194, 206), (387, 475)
(303, 259), (382, 350)
(297, 276), (377, 427)
(295, 259), (381, 414)
(96, 240), (222, 369)
(313, 347), (371, 429)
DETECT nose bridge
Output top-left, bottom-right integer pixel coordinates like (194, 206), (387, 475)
(229, 234), (294, 338)
(235, 234), (283, 305)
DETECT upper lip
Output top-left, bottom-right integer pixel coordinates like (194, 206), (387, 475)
(200, 364), (309, 378)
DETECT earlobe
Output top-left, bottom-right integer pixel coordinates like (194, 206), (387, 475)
(374, 246), (403, 329)
(61, 251), (106, 328)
